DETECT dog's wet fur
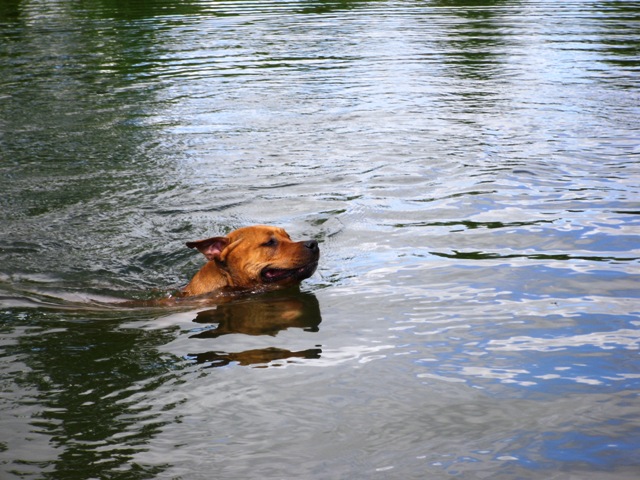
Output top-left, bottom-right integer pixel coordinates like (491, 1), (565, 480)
(182, 225), (319, 297)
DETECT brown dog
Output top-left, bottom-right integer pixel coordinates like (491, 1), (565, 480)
(182, 225), (319, 297)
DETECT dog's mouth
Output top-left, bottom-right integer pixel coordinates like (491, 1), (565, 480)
(261, 261), (318, 284)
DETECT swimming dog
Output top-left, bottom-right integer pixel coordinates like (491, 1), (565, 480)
(183, 225), (319, 297)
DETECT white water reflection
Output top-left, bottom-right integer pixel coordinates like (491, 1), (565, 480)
(488, 329), (640, 352)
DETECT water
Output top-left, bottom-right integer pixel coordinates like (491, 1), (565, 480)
(1, 0), (639, 478)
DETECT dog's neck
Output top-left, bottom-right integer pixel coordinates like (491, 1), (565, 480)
(182, 261), (230, 296)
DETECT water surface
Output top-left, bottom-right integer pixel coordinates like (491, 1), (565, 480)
(1, 0), (639, 478)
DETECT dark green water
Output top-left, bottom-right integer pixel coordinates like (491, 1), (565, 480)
(1, 0), (639, 478)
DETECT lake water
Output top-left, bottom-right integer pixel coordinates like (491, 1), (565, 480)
(1, 0), (639, 478)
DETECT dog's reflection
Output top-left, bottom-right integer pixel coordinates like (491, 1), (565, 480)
(189, 347), (322, 368)
(188, 291), (322, 368)
(190, 290), (321, 338)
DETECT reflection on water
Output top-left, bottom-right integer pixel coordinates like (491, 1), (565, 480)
(191, 346), (322, 368)
(191, 290), (321, 338)
(188, 290), (323, 367)
(0, 308), (180, 478)
(1, 0), (639, 478)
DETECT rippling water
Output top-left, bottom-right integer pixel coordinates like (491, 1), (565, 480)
(1, 0), (639, 478)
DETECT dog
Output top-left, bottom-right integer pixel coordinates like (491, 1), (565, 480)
(182, 225), (319, 297)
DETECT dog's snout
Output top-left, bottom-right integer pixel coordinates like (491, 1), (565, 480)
(304, 240), (319, 253)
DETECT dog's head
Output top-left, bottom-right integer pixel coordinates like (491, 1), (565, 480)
(186, 225), (319, 291)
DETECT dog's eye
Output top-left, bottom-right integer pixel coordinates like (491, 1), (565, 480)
(262, 238), (277, 247)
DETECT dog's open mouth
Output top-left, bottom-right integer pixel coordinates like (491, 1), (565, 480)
(261, 262), (318, 284)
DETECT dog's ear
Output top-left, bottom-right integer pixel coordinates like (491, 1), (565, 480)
(186, 237), (230, 261)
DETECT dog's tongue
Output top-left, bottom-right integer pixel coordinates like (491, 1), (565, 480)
(263, 268), (289, 281)
(263, 265), (315, 283)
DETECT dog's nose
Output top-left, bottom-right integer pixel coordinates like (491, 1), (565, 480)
(304, 240), (319, 253)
